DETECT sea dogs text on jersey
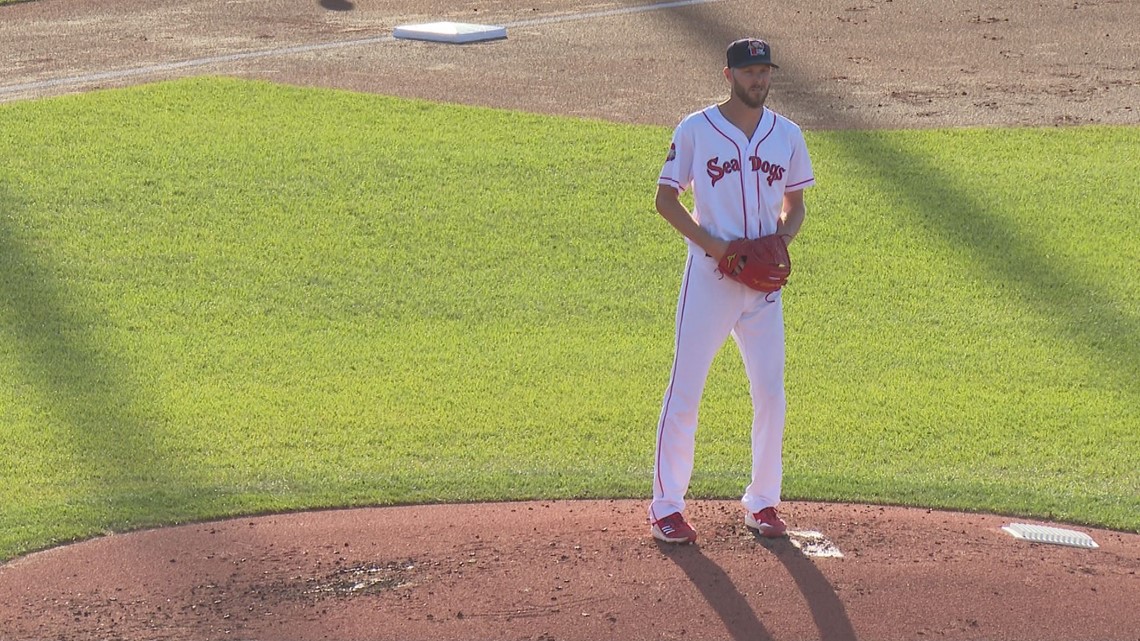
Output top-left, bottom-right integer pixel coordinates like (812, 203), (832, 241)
(706, 155), (786, 187)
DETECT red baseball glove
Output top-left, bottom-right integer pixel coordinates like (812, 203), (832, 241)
(717, 234), (792, 293)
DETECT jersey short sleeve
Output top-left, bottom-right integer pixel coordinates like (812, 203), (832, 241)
(784, 125), (815, 192)
(658, 116), (696, 193)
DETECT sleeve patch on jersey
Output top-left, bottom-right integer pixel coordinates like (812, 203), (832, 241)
(666, 143), (676, 162)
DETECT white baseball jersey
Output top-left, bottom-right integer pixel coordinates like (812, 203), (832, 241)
(650, 105), (815, 525)
(658, 105), (814, 248)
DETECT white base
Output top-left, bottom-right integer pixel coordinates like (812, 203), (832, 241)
(1002, 523), (1099, 549)
(787, 530), (844, 558)
(392, 22), (507, 44)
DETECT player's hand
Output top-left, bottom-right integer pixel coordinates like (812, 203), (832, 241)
(708, 238), (733, 267)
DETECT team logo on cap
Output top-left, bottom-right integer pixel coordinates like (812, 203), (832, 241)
(748, 40), (768, 57)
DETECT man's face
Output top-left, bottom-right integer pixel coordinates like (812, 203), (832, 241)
(728, 64), (772, 109)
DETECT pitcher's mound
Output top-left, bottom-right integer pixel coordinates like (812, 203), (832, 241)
(2, 500), (1138, 640)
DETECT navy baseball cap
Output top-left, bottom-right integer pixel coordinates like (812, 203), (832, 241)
(726, 38), (779, 69)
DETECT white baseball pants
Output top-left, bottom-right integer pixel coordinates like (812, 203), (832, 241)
(649, 249), (787, 522)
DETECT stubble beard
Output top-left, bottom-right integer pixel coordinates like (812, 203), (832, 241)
(734, 81), (768, 110)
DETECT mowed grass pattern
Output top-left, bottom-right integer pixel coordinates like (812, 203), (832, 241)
(0, 77), (1136, 559)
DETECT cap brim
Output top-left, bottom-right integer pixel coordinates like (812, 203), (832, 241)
(729, 61), (779, 69)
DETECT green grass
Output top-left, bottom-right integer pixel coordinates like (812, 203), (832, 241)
(780, 126), (1140, 521)
(1, 77), (1136, 560)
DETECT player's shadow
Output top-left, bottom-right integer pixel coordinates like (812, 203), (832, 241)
(656, 536), (857, 641)
(655, 541), (775, 641)
(754, 533), (858, 641)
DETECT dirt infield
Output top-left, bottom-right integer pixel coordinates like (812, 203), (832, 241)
(2, 0), (1138, 128)
(1, 0), (1138, 639)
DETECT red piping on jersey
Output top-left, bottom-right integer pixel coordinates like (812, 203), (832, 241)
(752, 113), (777, 237)
(701, 111), (749, 238)
(787, 177), (814, 190)
(652, 254), (695, 523)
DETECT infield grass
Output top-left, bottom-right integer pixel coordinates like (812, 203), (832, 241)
(1, 77), (1136, 560)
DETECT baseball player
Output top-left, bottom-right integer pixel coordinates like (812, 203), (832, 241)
(649, 38), (815, 543)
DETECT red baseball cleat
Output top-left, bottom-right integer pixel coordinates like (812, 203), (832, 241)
(746, 506), (787, 538)
(651, 512), (698, 544)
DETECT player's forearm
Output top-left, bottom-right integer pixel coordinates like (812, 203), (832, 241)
(655, 187), (728, 259)
(776, 201), (806, 243)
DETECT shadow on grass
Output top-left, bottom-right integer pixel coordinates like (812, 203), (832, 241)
(835, 131), (1139, 397)
(0, 181), (202, 551)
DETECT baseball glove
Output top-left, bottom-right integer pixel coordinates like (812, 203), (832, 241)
(717, 234), (792, 293)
